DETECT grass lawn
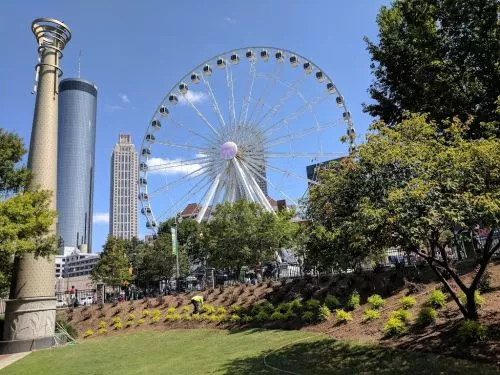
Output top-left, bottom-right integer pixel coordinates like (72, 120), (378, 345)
(2, 329), (498, 374)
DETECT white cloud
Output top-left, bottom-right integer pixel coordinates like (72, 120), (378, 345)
(147, 157), (203, 176)
(93, 212), (109, 224)
(118, 93), (130, 103)
(225, 17), (235, 24)
(178, 90), (208, 105)
(106, 105), (124, 112)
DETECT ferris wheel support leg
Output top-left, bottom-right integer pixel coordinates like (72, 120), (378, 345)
(197, 173), (221, 223)
(233, 158), (257, 203)
(239, 161), (274, 213)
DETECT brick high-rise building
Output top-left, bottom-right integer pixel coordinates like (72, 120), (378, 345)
(110, 134), (138, 239)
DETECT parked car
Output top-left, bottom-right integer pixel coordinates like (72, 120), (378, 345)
(79, 296), (93, 306)
(56, 299), (68, 308)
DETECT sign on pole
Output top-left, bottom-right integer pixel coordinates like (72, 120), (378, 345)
(171, 226), (178, 255)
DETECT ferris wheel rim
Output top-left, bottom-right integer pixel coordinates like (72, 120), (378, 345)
(139, 46), (355, 232)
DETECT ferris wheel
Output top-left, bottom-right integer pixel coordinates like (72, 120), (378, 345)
(139, 47), (355, 231)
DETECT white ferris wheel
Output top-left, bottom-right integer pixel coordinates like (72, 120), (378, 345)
(139, 47), (355, 231)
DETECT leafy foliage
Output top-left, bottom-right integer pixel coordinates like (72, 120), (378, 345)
(399, 296), (417, 310)
(416, 307), (438, 326)
(389, 309), (412, 323)
(318, 305), (331, 322)
(427, 290), (446, 309)
(364, 0), (500, 138)
(346, 292), (360, 311)
(91, 236), (131, 286)
(363, 309), (381, 322)
(335, 309), (353, 323)
(459, 291), (485, 308)
(83, 329), (94, 338)
(457, 320), (488, 343)
(324, 295), (342, 310)
(367, 294), (385, 309)
(383, 317), (407, 337)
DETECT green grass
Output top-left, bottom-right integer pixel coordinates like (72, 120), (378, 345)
(3, 329), (498, 374)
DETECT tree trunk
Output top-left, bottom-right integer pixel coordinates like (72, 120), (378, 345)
(466, 290), (479, 320)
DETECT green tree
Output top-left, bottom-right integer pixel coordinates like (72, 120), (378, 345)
(307, 114), (500, 320)
(0, 129), (56, 297)
(364, 0), (500, 138)
(91, 236), (131, 287)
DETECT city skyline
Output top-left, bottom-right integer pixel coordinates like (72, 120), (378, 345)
(1, 0), (388, 251)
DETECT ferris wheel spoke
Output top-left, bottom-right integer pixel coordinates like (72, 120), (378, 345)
(201, 73), (227, 129)
(238, 161), (275, 212)
(255, 73), (307, 127)
(238, 61), (257, 126)
(148, 164), (213, 198)
(168, 117), (219, 148)
(246, 151), (345, 159)
(226, 65), (237, 127)
(196, 172), (222, 223)
(155, 140), (215, 154)
(265, 119), (343, 149)
(147, 156), (212, 172)
(247, 63), (284, 126)
(265, 162), (319, 186)
(242, 158), (299, 207)
(179, 91), (220, 137)
(155, 174), (214, 222)
(233, 158), (258, 203)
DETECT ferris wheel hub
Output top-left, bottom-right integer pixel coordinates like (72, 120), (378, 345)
(220, 141), (238, 160)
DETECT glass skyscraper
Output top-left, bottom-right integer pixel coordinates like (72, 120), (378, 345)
(57, 78), (98, 254)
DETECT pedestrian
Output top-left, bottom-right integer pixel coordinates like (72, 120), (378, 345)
(191, 295), (204, 314)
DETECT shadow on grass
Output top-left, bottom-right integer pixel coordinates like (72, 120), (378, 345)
(222, 338), (500, 375)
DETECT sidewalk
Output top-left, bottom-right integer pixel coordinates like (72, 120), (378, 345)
(0, 352), (30, 370)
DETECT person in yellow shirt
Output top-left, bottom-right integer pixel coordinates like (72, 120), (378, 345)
(191, 295), (204, 314)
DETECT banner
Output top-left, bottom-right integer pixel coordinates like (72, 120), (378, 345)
(171, 226), (178, 255)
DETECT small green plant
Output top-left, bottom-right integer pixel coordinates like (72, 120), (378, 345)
(216, 306), (227, 315)
(150, 315), (160, 323)
(112, 317), (121, 325)
(367, 294), (385, 309)
(363, 309), (381, 321)
(152, 309), (161, 317)
(416, 307), (438, 326)
(137, 318), (145, 325)
(457, 320), (488, 343)
(383, 317), (406, 336)
(98, 321), (106, 329)
(200, 304), (216, 315)
(400, 296), (417, 310)
(98, 327), (107, 334)
(230, 314), (241, 322)
(459, 291), (485, 308)
(230, 305), (241, 314)
(182, 306), (190, 313)
(318, 305), (331, 321)
(142, 309), (151, 317)
(283, 310), (297, 320)
(427, 290), (446, 309)
(243, 315), (254, 323)
(304, 299), (321, 311)
(166, 307), (176, 315)
(83, 329), (94, 338)
(192, 313), (201, 321)
(390, 309), (412, 323)
(270, 311), (285, 320)
(289, 299), (303, 312)
(172, 313), (181, 321)
(346, 291), (360, 310)
(200, 313), (210, 321)
(125, 320), (133, 328)
(324, 295), (341, 310)
(182, 314), (192, 321)
(254, 311), (270, 322)
(301, 311), (315, 322)
(335, 309), (353, 323)
(127, 313), (135, 321)
(113, 321), (122, 330)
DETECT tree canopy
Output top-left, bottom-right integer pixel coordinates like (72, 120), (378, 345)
(364, 0), (500, 138)
(307, 114), (500, 319)
(91, 236), (131, 286)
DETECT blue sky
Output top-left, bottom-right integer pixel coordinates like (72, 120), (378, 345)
(1, 0), (388, 252)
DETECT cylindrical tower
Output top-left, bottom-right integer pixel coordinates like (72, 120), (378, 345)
(2, 18), (71, 348)
(57, 78), (98, 254)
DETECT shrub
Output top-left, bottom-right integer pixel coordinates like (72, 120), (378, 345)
(142, 309), (151, 317)
(166, 307), (176, 315)
(301, 311), (315, 322)
(254, 311), (270, 322)
(318, 305), (331, 321)
(152, 310), (162, 319)
(336, 309), (353, 323)
(83, 329), (94, 338)
(98, 321), (106, 329)
(230, 305), (241, 314)
(283, 310), (297, 320)
(289, 299), (303, 312)
(346, 291), (360, 310)
(416, 307), (438, 326)
(324, 295), (341, 310)
(270, 311), (285, 320)
(112, 317), (121, 325)
(459, 291), (485, 308)
(217, 306), (227, 315)
(400, 296), (417, 310)
(457, 320), (488, 343)
(383, 318), (406, 336)
(243, 315), (254, 323)
(125, 320), (133, 328)
(56, 318), (78, 339)
(200, 313), (210, 321)
(230, 314), (241, 322)
(137, 318), (145, 325)
(172, 313), (181, 321)
(209, 315), (219, 322)
(427, 290), (446, 309)
(182, 314), (192, 321)
(98, 327), (107, 335)
(113, 321), (122, 330)
(363, 309), (381, 322)
(151, 315), (160, 324)
(390, 309), (412, 323)
(192, 313), (202, 321)
(127, 313), (135, 321)
(367, 294), (385, 309)
(182, 306), (190, 313)
(200, 304), (216, 315)
(304, 299), (321, 311)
